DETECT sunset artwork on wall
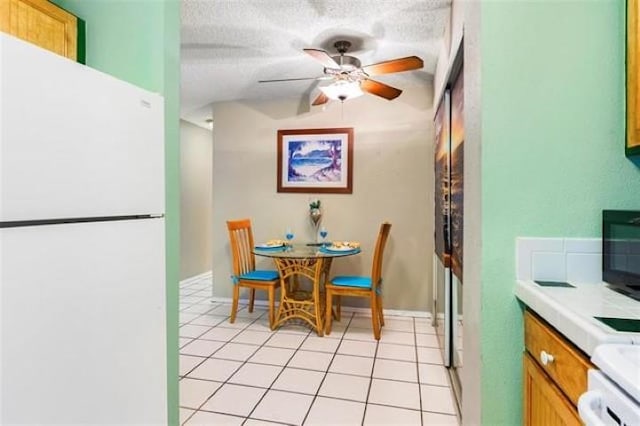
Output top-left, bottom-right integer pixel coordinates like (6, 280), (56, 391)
(434, 91), (450, 267)
(277, 128), (354, 193)
(450, 67), (464, 282)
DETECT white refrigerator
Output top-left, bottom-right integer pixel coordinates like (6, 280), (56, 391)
(0, 34), (167, 424)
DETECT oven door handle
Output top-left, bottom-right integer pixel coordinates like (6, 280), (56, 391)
(578, 390), (606, 426)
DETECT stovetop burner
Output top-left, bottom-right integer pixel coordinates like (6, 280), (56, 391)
(609, 286), (640, 302)
(534, 280), (575, 288)
(594, 317), (640, 333)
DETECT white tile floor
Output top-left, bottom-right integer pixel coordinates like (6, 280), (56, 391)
(179, 278), (460, 426)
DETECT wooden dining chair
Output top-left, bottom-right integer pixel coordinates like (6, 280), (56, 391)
(227, 218), (280, 328)
(325, 222), (392, 340)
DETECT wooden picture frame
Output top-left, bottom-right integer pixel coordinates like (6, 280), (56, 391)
(627, 0), (640, 157)
(277, 128), (354, 194)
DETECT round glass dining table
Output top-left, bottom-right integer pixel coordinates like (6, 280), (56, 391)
(253, 244), (361, 336)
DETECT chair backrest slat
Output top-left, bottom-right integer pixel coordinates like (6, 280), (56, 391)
(370, 222), (392, 292)
(227, 219), (256, 276)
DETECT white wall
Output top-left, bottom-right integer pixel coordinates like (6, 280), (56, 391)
(211, 84), (435, 311)
(180, 120), (213, 280)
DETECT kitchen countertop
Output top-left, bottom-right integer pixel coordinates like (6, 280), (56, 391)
(515, 280), (640, 356)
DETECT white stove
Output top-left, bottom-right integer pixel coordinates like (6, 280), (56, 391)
(578, 344), (640, 425)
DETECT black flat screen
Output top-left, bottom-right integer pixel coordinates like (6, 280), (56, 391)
(602, 210), (640, 292)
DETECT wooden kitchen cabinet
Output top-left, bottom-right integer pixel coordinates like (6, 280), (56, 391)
(523, 354), (581, 426)
(523, 310), (591, 426)
(0, 0), (78, 60)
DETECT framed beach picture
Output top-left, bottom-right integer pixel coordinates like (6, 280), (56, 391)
(277, 128), (354, 194)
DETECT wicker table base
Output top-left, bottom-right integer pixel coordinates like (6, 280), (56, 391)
(272, 257), (332, 336)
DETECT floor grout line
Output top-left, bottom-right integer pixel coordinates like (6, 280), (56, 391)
(242, 317), (313, 424)
(299, 311), (355, 426)
(181, 380), (451, 414)
(361, 333), (380, 426)
(179, 279), (459, 426)
(181, 310), (268, 423)
(413, 316), (424, 425)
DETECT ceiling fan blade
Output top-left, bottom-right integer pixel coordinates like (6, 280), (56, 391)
(312, 92), (329, 106)
(362, 56), (424, 76)
(361, 79), (403, 100)
(258, 76), (330, 83)
(303, 48), (340, 69)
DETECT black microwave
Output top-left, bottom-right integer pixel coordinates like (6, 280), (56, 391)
(602, 210), (640, 297)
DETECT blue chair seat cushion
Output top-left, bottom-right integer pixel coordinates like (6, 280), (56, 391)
(238, 270), (279, 282)
(331, 276), (372, 288)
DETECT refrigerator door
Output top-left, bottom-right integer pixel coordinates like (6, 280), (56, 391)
(0, 34), (164, 221)
(0, 218), (166, 424)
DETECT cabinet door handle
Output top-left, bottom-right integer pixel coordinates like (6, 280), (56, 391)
(540, 350), (555, 366)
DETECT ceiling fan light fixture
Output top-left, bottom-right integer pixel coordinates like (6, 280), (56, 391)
(320, 80), (363, 102)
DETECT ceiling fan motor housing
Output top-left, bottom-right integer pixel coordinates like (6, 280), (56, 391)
(328, 40), (361, 72)
(327, 55), (361, 72)
(334, 40), (351, 54)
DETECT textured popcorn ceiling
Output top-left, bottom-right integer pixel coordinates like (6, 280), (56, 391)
(181, 0), (451, 125)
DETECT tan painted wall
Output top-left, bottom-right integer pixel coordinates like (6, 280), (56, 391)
(211, 84), (435, 311)
(180, 120), (213, 280)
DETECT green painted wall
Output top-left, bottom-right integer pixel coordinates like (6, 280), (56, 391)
(479, 1), (640, 424)
(50, 1), (180, 424)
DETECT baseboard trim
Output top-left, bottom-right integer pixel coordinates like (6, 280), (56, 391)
(208, 296), (431, 319)
(341, 306), (431, 319)
(209, 296), (267, 306)
(180, 271), (213, 286)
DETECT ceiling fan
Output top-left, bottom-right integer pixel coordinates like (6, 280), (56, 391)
(258, 40), (424, 105)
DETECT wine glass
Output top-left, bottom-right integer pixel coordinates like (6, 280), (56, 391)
(285, 228), (294, 247)
(319, 227), (328, 246)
